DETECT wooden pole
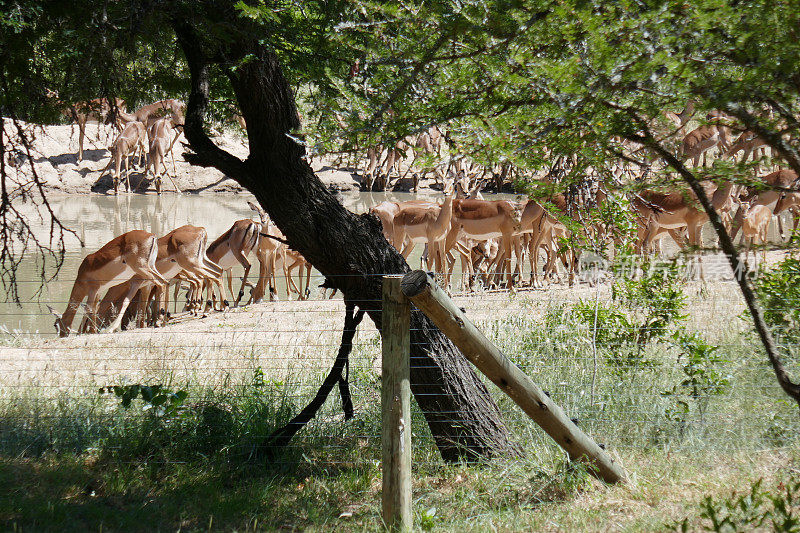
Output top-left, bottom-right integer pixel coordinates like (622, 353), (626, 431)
(381, 275), (412, 531)
(401, 270), (626, 484)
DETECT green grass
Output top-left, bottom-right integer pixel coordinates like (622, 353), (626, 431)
(0, 287), (798, 531)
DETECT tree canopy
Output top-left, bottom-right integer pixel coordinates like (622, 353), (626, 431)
(317, 0), (800, 179)
(1, 0), (799, 413)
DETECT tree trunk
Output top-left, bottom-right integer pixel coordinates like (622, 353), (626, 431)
(172, 16), (517, 460)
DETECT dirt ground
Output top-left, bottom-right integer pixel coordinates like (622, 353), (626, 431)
(2, 121), (431, 195)
(0, 258), (763, 391)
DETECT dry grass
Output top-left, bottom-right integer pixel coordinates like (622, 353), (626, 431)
(0, 251), (798, 531)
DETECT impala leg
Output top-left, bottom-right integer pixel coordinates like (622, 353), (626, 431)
(174, 278), (184, 312)
(229, 249), (252, 307)
(134, 285), (150, 328)
(163, 279), (172, 320)
(221, 270), (233, 309)
(151, 283), (167, 326)
(79, 312), (92, 334)
(269, 252), (278, 301)
(84, 288), (100, 333)
(304, 263), (311, 300)
(773, 210), (786, 241)
(531, 227), (550, 287)
(287, 262), (302, 299)
(250, 250), (268, 304)
(105, 279), (143, 333)
(77, 119), (86, 163)
(169, 130), (179, 177)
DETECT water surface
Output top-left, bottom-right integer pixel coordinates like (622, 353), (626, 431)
(4, 190), (520, 337)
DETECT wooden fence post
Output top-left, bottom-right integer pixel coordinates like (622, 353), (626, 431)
(401, 270), (626, 484)
(381, 275), (412, 531)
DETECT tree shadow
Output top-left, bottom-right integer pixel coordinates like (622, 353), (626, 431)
(90, 169), (152, 194)
(36, 149), (108, 166)
(182, 175), (234, 193)
(0, 454), (379, 531)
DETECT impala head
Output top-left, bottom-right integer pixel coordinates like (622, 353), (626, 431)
(248, 201), (268, 224)
(443, 178), (456, 197)
(47, 305), (69, 338)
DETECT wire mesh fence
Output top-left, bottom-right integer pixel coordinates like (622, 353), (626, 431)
(1, 266), (797, 479)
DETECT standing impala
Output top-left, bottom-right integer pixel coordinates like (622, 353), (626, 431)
(730, 169), (799, 241)
(246, 202), (316, 302)
(205, 219), (261, 308)
(66, 97), (127, 162)
(106, 121), (146, 194)
(146, 117), (181, 194)
(632, 181), (735, 279)
(118, 99), (186, 127)
(48, 230), (168, 336)
(664, 99), (696, 137)
(443, 198), (525, 287)
(391, 183), (455, 273)
(92, 225), (224, 329)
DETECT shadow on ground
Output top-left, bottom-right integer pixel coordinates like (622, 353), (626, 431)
(0, 454), (379, 531)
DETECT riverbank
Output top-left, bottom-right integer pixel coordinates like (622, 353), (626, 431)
(3, 122), (391, 195)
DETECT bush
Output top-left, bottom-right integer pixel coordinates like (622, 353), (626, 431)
(661, 329), (731, 427)
(752, 255), (800, 344)
(573, 256), (687, 369)
(676, 475), (800, 532)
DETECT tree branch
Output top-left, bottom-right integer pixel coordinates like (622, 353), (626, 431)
(724, 103), (800, 177)
(643, 134), (800, 410)
(172, 18), (249, 185)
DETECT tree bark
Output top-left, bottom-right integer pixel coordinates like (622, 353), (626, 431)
(171, 14), (517, 460)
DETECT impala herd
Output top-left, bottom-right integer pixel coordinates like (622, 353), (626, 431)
(48, 202), (314, 337)
(48, 98), (800, 337)
(65, 97), (185, 194)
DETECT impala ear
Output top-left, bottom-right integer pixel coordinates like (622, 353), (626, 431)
(248, 201), (267, 222)
(443, 179), (454, 195)
(46, 305), (60, 318)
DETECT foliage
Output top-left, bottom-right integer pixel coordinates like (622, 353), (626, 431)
(99, 384), (189, 418)
(0, 306), (797, 529)
(570, 257), (729, 428)
(320, 0), (800, 182)
(573, 256), (687, 366)
(661, 329), (731, 425)
(751, 255), (800, 344)
(676, 475), (800, 532)
(94, 368), (300, 463)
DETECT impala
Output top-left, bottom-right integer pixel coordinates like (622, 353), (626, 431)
(145, 117), (181, 194)
(443, 198), (525, 287)
(664, 99), (696, 136)
(724, 130), (769, 164)
(730, 169), (798, 240)
(48, 230), (168, 336)
(106, 121), (146, 194)
(391, 184), (455, 273)
(205, 219), (261, 308)
(67, 97), (127, 162)
(119, 99), (186, 127)
(632, 181), (735, 278)
(742, 203), (772, 268)
(85, 226), (223, 330)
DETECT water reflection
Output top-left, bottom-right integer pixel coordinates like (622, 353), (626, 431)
(4, 190), (519, 336)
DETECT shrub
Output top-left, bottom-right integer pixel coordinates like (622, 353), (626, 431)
(675, 475), (800, 532)
(573, 256), (687, 369)
(661, 329), (731, 427)
(751, 255), (800, 344)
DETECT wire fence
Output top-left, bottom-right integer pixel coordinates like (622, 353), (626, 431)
(0, 267), (798, 479)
